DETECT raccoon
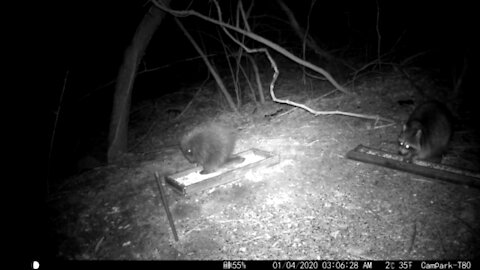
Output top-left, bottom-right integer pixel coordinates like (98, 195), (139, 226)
(180, 123), (245, 174)
(398, 101), (453, 163)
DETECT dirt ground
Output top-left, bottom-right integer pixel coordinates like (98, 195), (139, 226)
(46, 72), (480, 260)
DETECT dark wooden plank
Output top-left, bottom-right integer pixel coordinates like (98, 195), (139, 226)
(346, 144), (480, 188)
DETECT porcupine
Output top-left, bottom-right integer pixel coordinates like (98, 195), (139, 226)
(180, 123), (245, 174)
(398, 101), (453, 163)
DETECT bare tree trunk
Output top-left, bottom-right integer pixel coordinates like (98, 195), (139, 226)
(107, 1), (171, 163)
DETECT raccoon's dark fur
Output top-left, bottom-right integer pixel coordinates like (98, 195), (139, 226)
(180, 123), (244, 174)
(398, 101), (453, 163)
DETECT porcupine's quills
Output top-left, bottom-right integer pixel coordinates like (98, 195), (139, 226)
(180, 123), (244, 174)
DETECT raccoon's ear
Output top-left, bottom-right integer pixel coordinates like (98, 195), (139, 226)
(415, 129), (422, 140)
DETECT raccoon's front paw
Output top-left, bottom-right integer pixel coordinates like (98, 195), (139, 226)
(401, 152), (415, 163)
